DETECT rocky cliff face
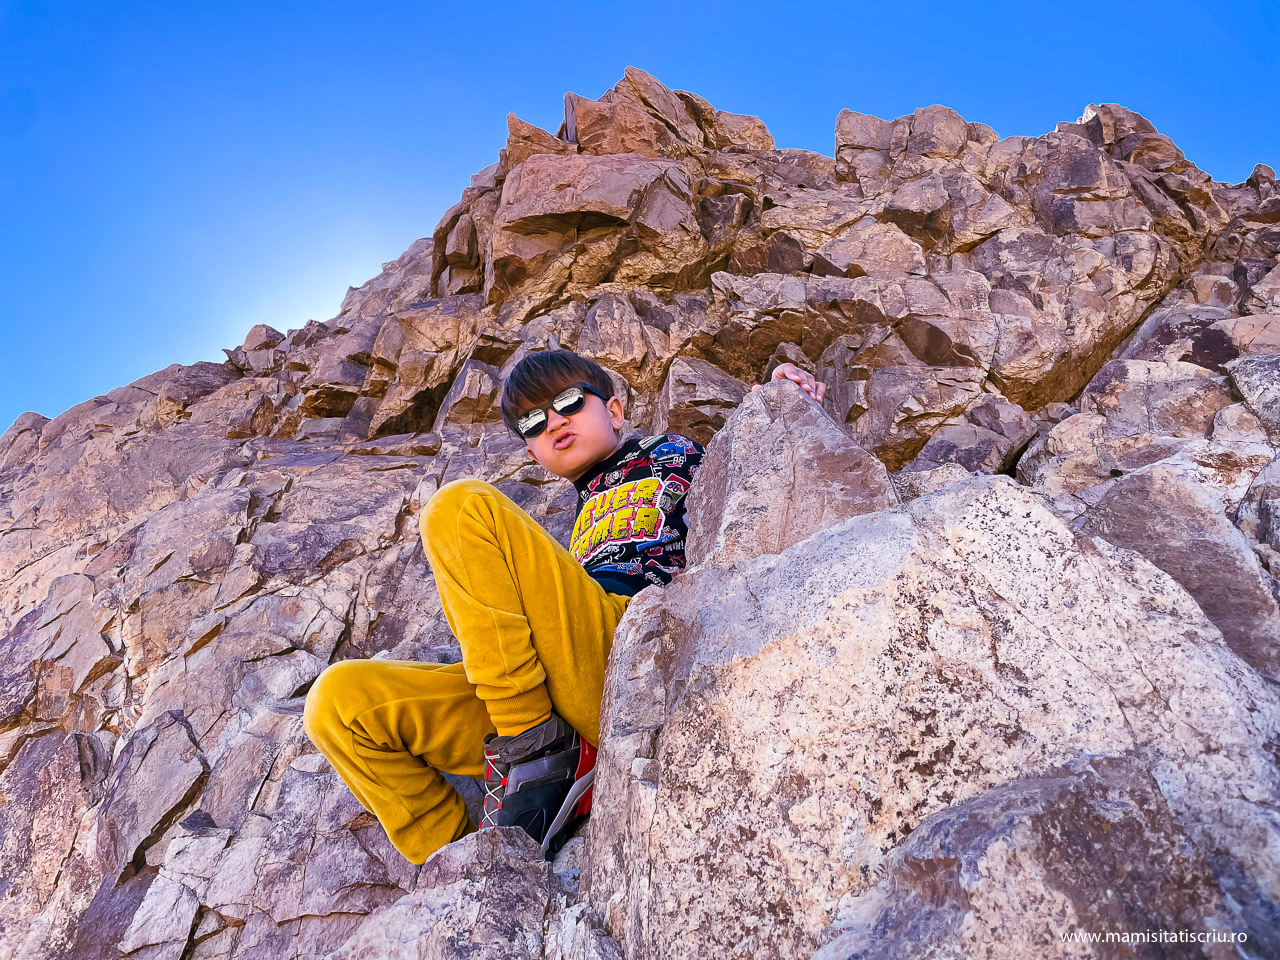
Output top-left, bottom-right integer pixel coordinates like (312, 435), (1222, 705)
(1, 66), (1278, 959)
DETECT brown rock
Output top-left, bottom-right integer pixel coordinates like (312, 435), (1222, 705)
(811, 217), (926, 278)
(502, 112), (576, 169)
(331, 828), (555, 960)
(431, 358), (502, 430)
(834, 110), (892, 190)
(903, 392), (1037, 474)
(337, 237), (434, 320)
(153, 361), (243, 426)
(564, 94), (690, 160)
(1018, 359), (1236, 494)
(880, 172), (952, 247)
(652, 356), (750, 446)
(675, 88), (774, 152)
(685, 378), (897, 569)
(0, 410), (48, 472)
(1119, 302), (1239, 371)
(904, 104), (968, 160)
(609, 67), (705, 150)
(1213, 313), (1280, 355)
(488, 152), (706, 307)
(366, 294), (486, 437)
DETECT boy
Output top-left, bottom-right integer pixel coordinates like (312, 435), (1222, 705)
(303, 349), (825, 863)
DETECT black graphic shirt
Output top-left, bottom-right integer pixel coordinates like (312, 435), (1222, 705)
(570, 433), (705, 597)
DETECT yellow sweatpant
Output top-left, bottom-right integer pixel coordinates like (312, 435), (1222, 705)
(302, 477), (632, 863)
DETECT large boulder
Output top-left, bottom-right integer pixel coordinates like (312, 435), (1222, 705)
(586, 473), (1280, 959)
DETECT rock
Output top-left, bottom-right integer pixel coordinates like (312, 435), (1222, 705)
(431, 358), (503, 430)
(1213, 313), (1280, 355)
(834, 110), (892, 190)
(1017, 359), (1236, 494)
(890, 462), (972, 501)
(587, 474), (1280, 959)
(904, 105), (969, 160)
(558, 68), (716, 163)
(684, 379), (897, 568)
(1244, 264), (1280, 314)
(652, 356), (750, 446)
(711, 111), (774, 153)
(366, 294), (487, 437)
(708, 269), (998, 469)
(811, 218), (926, 278)
(338, 237), (434, 321)
(1227, 353), (1280, 438)
(835, 110), (893, 152)
(565, 93), (688, 160)
(881, 172), (952, 247)
(0, 732), (108, 942)
(502, 113), (577, 169)
(0, 409), (48, 472)
(814, 756), (1270, 959)
(1078, 466), (1280, 681)
(1238, 454), (1280, 578)
(902, 392), (1037, 474)
(331, 828), (554, 960)
(1118, 302), (1239, 370)
(154, 362), (244, 426)
(0, 572), (117, 730)
(488, 153), (711, 308)
(242, 324), (286, 352)
(545, 903), (627, 960)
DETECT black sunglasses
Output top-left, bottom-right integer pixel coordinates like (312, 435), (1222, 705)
(515, 382), (610, 439)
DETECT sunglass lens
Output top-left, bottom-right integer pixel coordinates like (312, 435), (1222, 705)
(552, 388), (587, 416)
(517, 409), (547, 438)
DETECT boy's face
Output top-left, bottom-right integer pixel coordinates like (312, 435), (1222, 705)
(521, 388), (626, 483)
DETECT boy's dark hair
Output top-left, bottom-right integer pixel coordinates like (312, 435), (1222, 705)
(500, 349), (616, 438)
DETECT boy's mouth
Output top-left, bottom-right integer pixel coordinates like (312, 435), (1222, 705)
(553, 432), (575, 450)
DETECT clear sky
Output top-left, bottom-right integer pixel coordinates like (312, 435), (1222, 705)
(2, 0), (1277, 432)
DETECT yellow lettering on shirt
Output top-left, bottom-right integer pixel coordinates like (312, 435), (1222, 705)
(631, 507), (660, 539)
(571, 476), (670, 562)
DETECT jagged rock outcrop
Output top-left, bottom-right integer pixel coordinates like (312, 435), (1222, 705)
(2, 66), (1279, 960)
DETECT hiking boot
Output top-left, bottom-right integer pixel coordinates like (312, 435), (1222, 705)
(480, 712), (596, 858)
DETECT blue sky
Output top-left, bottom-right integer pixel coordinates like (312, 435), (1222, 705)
(2, 0), (1278, 432)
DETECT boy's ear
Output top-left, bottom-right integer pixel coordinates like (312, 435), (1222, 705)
(607, 395), (625, 428)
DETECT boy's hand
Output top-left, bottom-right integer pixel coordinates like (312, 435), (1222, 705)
(752, 362), (827, 403)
